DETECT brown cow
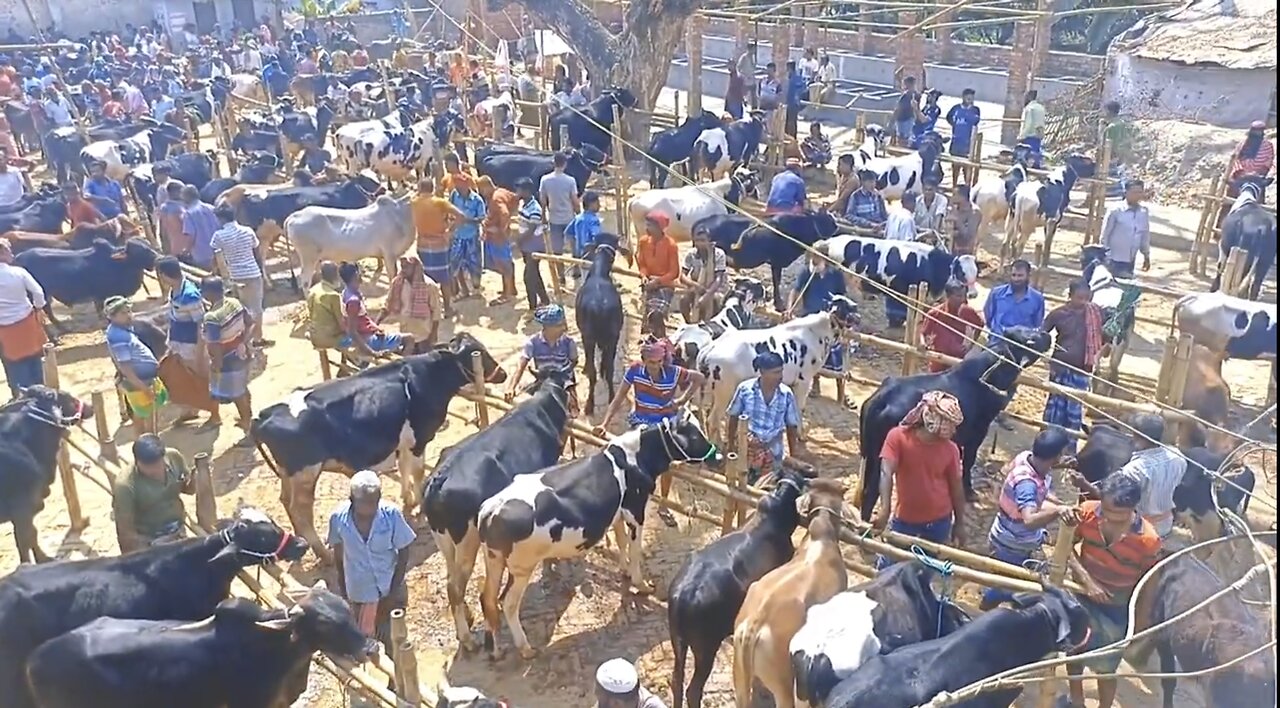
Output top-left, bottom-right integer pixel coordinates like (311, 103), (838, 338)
(731, 479), (849, 708)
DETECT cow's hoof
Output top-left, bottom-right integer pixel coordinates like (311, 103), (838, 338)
(629, 579), (655, 596)
(459, 635), (480, 653)
(518, 646), (538, 660)
(488, 648), (505, 662)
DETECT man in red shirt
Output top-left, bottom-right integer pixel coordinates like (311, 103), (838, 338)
(62, 182), (105, 228)
(100, 88), (127, 121)
(871, 390), (968, 568)
(920, 282), (984, 373)
(338, 261), (412, 360)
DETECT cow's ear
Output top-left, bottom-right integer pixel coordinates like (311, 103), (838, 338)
(209, 542), (240, 563)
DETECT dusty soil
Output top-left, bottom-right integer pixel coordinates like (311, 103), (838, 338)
(1, 119), (1274, 708)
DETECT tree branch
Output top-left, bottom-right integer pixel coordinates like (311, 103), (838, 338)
(486, 0), (620, 74)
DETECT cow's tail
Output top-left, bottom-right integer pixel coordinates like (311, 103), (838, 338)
(668, 602), (689, 708)
(1170, 293), (1194, 338)
(247, 419), (284, 479)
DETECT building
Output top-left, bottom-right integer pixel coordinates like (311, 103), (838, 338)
(1104, 0), (1277, 128)
(2, 0), (279, 39)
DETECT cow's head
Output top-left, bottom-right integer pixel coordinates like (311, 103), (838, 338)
(1080, 244), (1108, 270)
(948, 254), (979, 298)
(272, 582), (376, 663)
(864, 124), (887, 150)
(602, 86), (639, 110)
(747, 109), (766, 124)
(1233, 174), (1274, 203)
(1011, 142), (1033, 167)
(444, 332), (508, 385)
(729, 166), (761, 202)
(692, 109), (721, 133)
(754, 469), (809, 526)
(345, 172), (385, 198)
(657, 407), (723, 469)
(523, 364), (574, 406)
(147, 120), (188, 161)
(575, 143), (609, 173)
(730, 275), (766, 312)
(1010, 587), (1090, 652)
(12, 384), (93, 429)
(825, 293), (860, 330)
(1064, 153), (1097, 181)
(212, 506), (310, 565)
(582, 231), (631, 268)
(993, 325), (1052, 370)
(112, 238), (159, 270)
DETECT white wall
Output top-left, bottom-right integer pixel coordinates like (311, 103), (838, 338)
(1105, 53), (1277, 129)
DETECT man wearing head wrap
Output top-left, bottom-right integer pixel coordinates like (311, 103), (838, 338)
(380, 253), (443, 349)
(328, 469), (417, 651)
(725, 350), (810, 483)
(446, 170), (487, 301)
(870, 390), (967, 565)
(845, 168), (888, 232)
(765, 157), (807, 215)
(504, 304), (580, 415)
(637, 211), (680, 338)
(595, 657), (666, 707)
(113, 434), (192, 554)
(476, 175), (519, 305)
(1226, 119), (1275, 204)
(1099, 178), (1150, 277)
(105, 295), (168, 436)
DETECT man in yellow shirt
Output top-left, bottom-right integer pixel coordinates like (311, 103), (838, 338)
(306, 260), (346, 350)
(412, 177), (465, 316)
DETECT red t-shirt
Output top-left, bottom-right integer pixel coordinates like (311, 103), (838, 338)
(921, 301), (984, 372)
(881, 425), (962, 523)
(342, 288), (379, 336)
(101, 101), (126, 120)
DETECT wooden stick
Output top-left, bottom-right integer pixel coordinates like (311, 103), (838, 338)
(90, 390), (118, 463)
(611, 103), (629, 238)
(193, 453), (218, 532)
(471, 350), (490, 428)
(42, 344), (86, 530)
(1035, 480), (1080, 708)
(389, 608), (410, 697)
(1155, 335), (1178, 403)
(1166, 334), (1194, 410)
(902, 284), (923, 375)
(840, 527), (1061, 594)
(734, 414), (750, 526)
(721, 452), (740, 533)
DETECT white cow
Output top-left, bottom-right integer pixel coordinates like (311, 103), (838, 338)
(1003, 153), (1096, 262)
(971, 165), (1026, 239)
(1174, 291), (1277, 358)
(670, 276), (767, 366)
(228, 73), (268, 104)
(283, 194), (416, 285)
(696, 295), (860, 440)
(790, 592), (882, 705)
(626, 167), (759, 241)
(335, 116), (438, 182)
(80, 125), (187, 181)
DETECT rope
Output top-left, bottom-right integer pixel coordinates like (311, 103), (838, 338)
(912, 544), (955, 638)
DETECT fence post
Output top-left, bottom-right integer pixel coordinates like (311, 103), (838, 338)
(1191, 175), (1220, 275)
(1167, 334), (1195, 410)
(611, 104), (629, 243)
(1084, 141), (1112, 244)
(1154, 335), (1179, 403)
(42, 344), (87, 531)
(193, 452), (218, 531)
(968, 130), (984, 185)
(389, 608), (411, 702)
(471, 350), (490, 429)
(721, 453), (740, 534)
(901, 284), (924, 375)
(90, 390), (118, 463)
(734, 413), (750, 526)
(1036, 480), (1079, 708)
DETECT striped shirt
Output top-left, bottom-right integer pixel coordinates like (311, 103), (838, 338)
(522, 333), (577, 381)
(1118, 446), (1187, 538)
(209, 222), (262, 280)
(1074, 500), (1161, 598)
(624, 363), (692, 425)
(182, 202), (222, 268)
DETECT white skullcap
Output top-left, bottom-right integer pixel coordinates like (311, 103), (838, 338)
(595, 658), (639, 694)
(349, 470), (381, 498)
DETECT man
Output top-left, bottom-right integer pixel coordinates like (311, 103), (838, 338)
(156, 182), (187, 256)
(201, 276), (255, 432)
(1041, 279), (1103, 445)
(920, 282), (984, 373)
(984, 259), (1045, 341)
(783, 60), (806, 138)
(477, 175), (518, 306)
(329, 470), (416, 651)
(800, 121), (832, 169)
(83, 160), (125, 217)
(411, 176), (464, 317)
(0, 148), (27, 208)
(210, 203), (268, 345)
(380, 254), (442, 349)
(1117, 413), (1187, 540)
(156, 255), (218, 425)
(341, 261), (413, 360)
(447, 172), (486, 301)
(636, 212), (680, 338)
(113, 434), (192, 553)
(725, 351), (809, 485)
(914, 175), (948, 235)
(565, 189), (606, 263)
(1228, 120), (1275, 192)
(811, 53), (836, 106)
(945, 184), (981, 256)
(790, 250), (849, 406)
(845, 168), (888, 232)
(100, 88), (126, 120)
(757, 62), (781, 122)
(678, 226), (728, 323)
(595, 657), (667, 708)
(0, 237), (46, 398)
(885, 192), (918, 243)
(830, 153), (857, 215)
(105, 296), (167, 435)
(515, 177), (551, 316)
(1066, 473), (1162, 708)
(911, 88), (942, 147)
(539, 150), (581, 269)
(734, 41), (758, 108)
(945, 88), (981, 185)
(151, 162), (184, 210)
(891, 75), (920, 147)
(1100, 100), (1135, 171)
(980, 427), (1074, 609)
(798, 47), (820, 83)
(306, 260), (346, 351)
(1098, 179), (1150, 278)
(39, 86), (74, 130)
(1019, 90), (1046, 168)
(181, 185), (221, 270)
(299, 134), (331, 175)
(764, 157), (806, 215)
(120, 78), (148, 119)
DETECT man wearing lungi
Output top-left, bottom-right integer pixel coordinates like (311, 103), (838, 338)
(412, 177), (465, 317)
(339, 262), (412, 360)
(0, 238), (47, 399)
(446, 172), (486, 302)
(636, 212), (680, 338)
(200, 277), (255, 435)
(157, 256), (218, 425)
(105, 296), (167, 436)
(724, 351), (811, 485)
(1041, 279), (1103, 450)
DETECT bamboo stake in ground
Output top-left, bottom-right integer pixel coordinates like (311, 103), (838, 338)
(1034, 481), (1079, 708)
(471, 350), (490, 428)
(389, 608), (410, 698)
(611, 104), (629, 241)
(1154, 335), (1178, 403)
(90, 390), (118, 463)
(1166, 334), (1194, 410)
(194, 453), (217, 531)
(734, 413), (750, 526)
(1190, 175), (1220, 275)
(901, 284), (924, 375)
(721, 452), (741, 533)
(42, 343), (86, 530)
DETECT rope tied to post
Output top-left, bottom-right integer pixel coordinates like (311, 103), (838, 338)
(911, 544), (955, 638)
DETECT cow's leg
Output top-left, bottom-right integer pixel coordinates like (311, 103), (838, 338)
(601, 339), (619, 413)
(442, 528), (483, 651)
(791, 378), (814, 442)
(14, 516), (49, 563)
(284, 466), (331, 564)
(732, 628), (756, 708)
(613, 517), (652, 594)
(479, 550), (508, 660)
(582, 339), (598, 416)
(753, 635), (796, 708)
(501, 562), (538, 660)
(771, 264), (785, 311)
(685, 639), (720, 708)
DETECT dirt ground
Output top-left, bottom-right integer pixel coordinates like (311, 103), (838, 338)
(1, 118), (1275, 708)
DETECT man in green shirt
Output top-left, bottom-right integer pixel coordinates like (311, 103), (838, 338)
(306, 260), (345, 350)
(1019, 89), (1046, 168)
(1101, 100), (1136, 172)
(112, 434), (193, 554)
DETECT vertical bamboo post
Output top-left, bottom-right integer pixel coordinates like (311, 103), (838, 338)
(397, 637), (423, 706)
(1036, 480), (1079, 708)
(611, 106), (629, 243)
(1154, 335), (1179, 403)
(855, 112), (866, 145)
(537, 102), (548, 151)
(90, 390), (117, 463)
(901, 284), (923, 375)
(42, 344), (86, 530)
(558, 124), (569, 153)
(389, 608), (410, 697)
(193, 452), (217, 532)
(1031, 244), (1045, 290)
(735, 413), (750, 526)
(1191, 175), (1220, 275)
(471, 350), (490, 429)
(1085, 142), (1112, 244)
(1167, 334), (1195, 409)
(721, 452), (740, 534)
(969, 130), (984, 185)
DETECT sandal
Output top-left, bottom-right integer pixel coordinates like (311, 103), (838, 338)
(488, 296), (511, 306)
(657, 506), (678, 528)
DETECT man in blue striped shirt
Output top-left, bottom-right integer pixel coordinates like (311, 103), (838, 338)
(845, 169), (888, 232)
(515, 177), (551, 316)
(180, 186), (221, 270)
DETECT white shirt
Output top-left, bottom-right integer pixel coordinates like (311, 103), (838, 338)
(800, 57), (820, 80)
(884, 205), (917, 241)
(209, 223), (262, 280)
(913, 193), (948, 232)
(42, 97), (74, 127)
(817, 62), (836, 84)
(0, 171), (25, 208)
(1120, 446), (1187, 538)
(0, 263), (47, 326)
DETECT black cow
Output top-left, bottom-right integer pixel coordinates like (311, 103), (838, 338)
(698, 210), (852, 310)
(693, 112), (767, 180)
(547, 86), (639, 155)
(15, 238), (158, 328)
(475, 144), (607, 196)
(822, 589), (1090, 708)
(197, 151), (283, 203)
(0, 195), (67, 235)
(0, 386), (92, 564)
(250, 333), (507, 561)
(1214, 175), (1276, 300)
(0, 183), (61, 215)
(0, 508), (309, 708)
(422, 368), (572, 651)
(668, 471), (811, 708)
(25, 586), (372, 708)
(575, 233), (628, 415)
(237, 174), (382, 249)
(857, 326), (1052, 519)
(647, 110), (722, 188)
(231, 100), (337, 156)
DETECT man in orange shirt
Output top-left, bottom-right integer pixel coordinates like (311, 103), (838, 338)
(477, 176), (518, 306)
(1065, 472), (1161, 708)
(438, 152), (475, 196)
(870, 390), (968, 568)
(920, 282), (984, 372)
(636, 212), (680, 338)
(411, 177), (465, 317)
(63, 182), (105, 228)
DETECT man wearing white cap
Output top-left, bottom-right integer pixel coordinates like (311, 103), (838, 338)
(595, 658), (667, 708)
(328, 470), (417, 651)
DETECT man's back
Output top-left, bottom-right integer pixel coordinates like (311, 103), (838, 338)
(307, 282), (344, 349)
(539, 171), (577, 224)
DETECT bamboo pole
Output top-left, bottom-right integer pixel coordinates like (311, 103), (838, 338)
(1166, 334), (1194, 410)
(1085, 141), (1112, 244)
(840, 527), (1061, 594)
(1034, 481), (1080, 708)
(1191, 175), (1219, 275)
(611, 104), (629, 238)
(969, 130), (984, 185)
(389, 608), (410, 698)
(471, 350), (490, 428)
(89, 390), (118, 463)
(687, 15), (704, 118)
(42, 343), (86, 530)
(1154, 335), (1178, 403)
(721, 452), (740, 533)
(902, 284), (924, 375)
(193, 452), (218, 532)
(734, 412), (750, 526)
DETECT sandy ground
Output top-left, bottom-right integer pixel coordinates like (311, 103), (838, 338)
(1, 110), (1275, 708)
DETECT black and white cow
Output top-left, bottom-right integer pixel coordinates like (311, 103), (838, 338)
(1214, 175), (1276, 300)
(670, 276), (767, 367)
(45, 120), (156, 183)
(230, 100), (337, 158)
(334, 112), (441, 182)
(814, 233), (979, 307)
(80, 121), (189, 181)
(693, 111), (766, 180)
(626, 167), (760, 241)
(475, 144), (607, 196)
(476, 410), (721, 660)
(860, 131), (947, 201)
(696, 295), (860, 440)
(1174, 291), (1277, 360)
(647, 110), (723, 187)
(970, 144), (1033, 238)
(547, 86), (639, 155)
(1004, 153), (1097, 261)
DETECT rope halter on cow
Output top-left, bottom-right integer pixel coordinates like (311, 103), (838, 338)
(911, 545), (956, 638)
(656, 414), (719, 464)
(220, 524), (297, 565)
(23, 396), (87, 429)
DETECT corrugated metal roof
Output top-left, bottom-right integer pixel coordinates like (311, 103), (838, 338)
(1113, 0), (1277, 69)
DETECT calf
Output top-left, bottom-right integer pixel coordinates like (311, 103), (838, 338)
(791, 561), (971, 705)
(547, 86), (638, 155)
(627, 167), (759, 242)
(476, 144), (607, 196)
(1173, 446), (1256, 544)
(858, 326), (1052, 519)
(15, 238), (158, 329)
(860, 131), (947, 201)
(1214, 175), (1276, 300)
(821, 589), (1090, 708)
(647, 109), (723, 187)
(80, 121), (188, 181)
(477, 411), (721, 660)
(731, 479), (849, 708)
(815, 234), (979, 326)
(1003, 153), (1097, 262)
(670, 276), (766, 368)
(0, 386), (92, 563)
(1174, 291), (1277, 359)
(25, 584), (370, 708)
(0, 508), (309, 708)
(693, 111), (765, 180)
(574, 233), (629, 415)
(667, 471), (811, 708)
(970, 144), (1032, 238)
(284, 194), (417, 285)
(251, 334), (507, 561)
(696, 295), (860, 440)
(422, 370), (572, 652)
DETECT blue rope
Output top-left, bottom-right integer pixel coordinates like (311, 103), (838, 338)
(912, 545), (955, 638)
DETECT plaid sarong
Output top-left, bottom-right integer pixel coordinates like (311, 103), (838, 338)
(449, 237), (481, 280)
(1043, 368), (1089, 448)
(1103, 284), (1142, 342)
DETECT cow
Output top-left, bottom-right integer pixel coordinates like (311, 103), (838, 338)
(860, 131), (948, 201)
(0, 196), (69, 236)
(626, 167), (759, 242)
(250, 334), (507, 562)
(1175, 344), (1235, 448)
(230, 100), (337, 158)
(6, 215), (142, 255)
(575, 232), (628, 416)
(821, 589), (1091, 708)
(1214, 175), (1276, 300)
(435, 686), (506, 708)
(547, 86), (639, 155)
(0, 507), (309, 708)
(1173, 291), (1277, 359)
(670, 276), (767, 368)
(24, 583), (372, 708)
(233, 174), (383, 251)
(1079, 244), (1139, 384)
(646, 109), (723, 187)
(126, 151), (218, 218)
(477, 410), (721, 660)
(791, 561), (971, 706)
(969, 144), (1033, 238)
(79, 121), (188, 181)
(0, 386), (92, 564)
(475, 144), (607, 196)
(693, 111), (766, 180)
(696, 295), (861, 440)
(335, 115), (440, 182)
(45, 120), (156, 183)
(699, 210), (853, 310)
(227, 72), (269, 104)
(0, 183), (61, 215)
(15, 238), (158, 329)
(857, 326), (1052, 519)
(197, 151), (284, 203)
(1, 100), (41, 156)
(283, 194), (416, 286)
(1003, 153), (1098, 262)
(667, 471), (812, 708)
(421, 368), (571, 651)
(731, 479), (850, 708)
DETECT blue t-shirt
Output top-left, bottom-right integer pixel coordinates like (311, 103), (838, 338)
(449, 190), (486, 242)
(564, 211), (604, 258)
(983, 283), (1046, 337)
(84, 178), (125, 216)
(946, 103), (982, 151)
(766, 171), (806, 212)
(786, 73), (808, 109)
(106, 323), (160, 383)
(793, 267), (846, 316)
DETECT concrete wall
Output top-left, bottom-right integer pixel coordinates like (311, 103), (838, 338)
(2, 0), (280, 40)
(1104, 53), (1277, 128)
